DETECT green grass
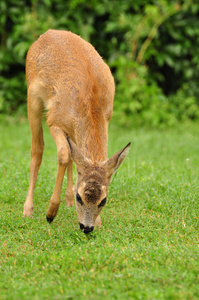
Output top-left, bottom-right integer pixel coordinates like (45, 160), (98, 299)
(0, 117), (199, 299)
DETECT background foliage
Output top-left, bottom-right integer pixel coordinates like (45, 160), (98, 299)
(1, 0), (199, 127)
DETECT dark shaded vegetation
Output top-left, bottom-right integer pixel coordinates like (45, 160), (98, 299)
(1, 0), (199, 126)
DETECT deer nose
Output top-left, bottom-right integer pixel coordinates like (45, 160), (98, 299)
(79, 223), (94, 234)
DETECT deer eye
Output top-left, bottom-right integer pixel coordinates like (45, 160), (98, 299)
(76, 193), (83, 205)
(98, 197), (107, 208)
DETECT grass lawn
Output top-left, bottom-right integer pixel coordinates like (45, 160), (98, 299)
(0, 117), (199, 299)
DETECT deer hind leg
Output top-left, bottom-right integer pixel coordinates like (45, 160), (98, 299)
(23, 91), (44, 217)
(95, 215), (101, 227)
(46, 126), (72, 223)
(65, 159), (74, 207)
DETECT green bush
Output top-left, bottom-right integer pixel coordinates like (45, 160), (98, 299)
(1, 0), (199, 127)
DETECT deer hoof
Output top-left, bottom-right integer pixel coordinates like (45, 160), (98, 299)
(46, 216), (54, 223)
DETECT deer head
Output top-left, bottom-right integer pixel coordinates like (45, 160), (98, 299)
(67, 137), (131, 233)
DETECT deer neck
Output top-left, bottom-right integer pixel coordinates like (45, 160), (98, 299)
(76, 113), (108, 164)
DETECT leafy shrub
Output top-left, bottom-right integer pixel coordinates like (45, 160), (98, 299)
(0, 0), (199, 127)
(112, 57), (177, 127)
(147, 2), (199, 99)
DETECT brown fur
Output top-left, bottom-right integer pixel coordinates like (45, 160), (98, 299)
(23, 30), (130, 232)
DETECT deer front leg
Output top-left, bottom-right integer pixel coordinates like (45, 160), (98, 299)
(23, 95), (44, 217)
(65, 159), (74, 207)
(95, 215), (101, 227)
(23, 137), (44, 217)
(46, 126), (70, 223)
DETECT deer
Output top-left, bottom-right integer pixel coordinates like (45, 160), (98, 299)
(23, 29), (131, 234)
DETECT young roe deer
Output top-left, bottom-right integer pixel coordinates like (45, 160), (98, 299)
(23, 29), (130, 233)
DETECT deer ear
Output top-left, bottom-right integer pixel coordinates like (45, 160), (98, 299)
(67, 136), (90, 168)
(103, 142), (131, 177)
